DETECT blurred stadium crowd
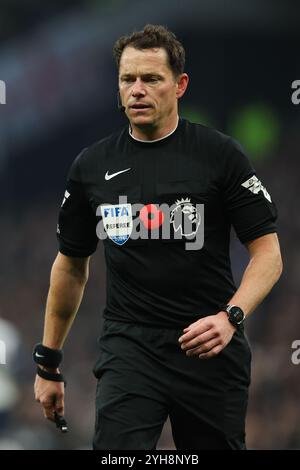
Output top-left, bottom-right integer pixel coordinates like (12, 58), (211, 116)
(0, 0), (299, 449)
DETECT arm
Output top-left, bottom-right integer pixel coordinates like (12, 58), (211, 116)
(43, 252), (90, 349)
(179, 233), (283, 358)
(34, 252), (90, 420)
(224, 232), (282, 316)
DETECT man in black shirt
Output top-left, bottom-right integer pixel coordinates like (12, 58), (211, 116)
(34, 24), (282, 449)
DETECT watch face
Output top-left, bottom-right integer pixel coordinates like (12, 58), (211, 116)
(228, 306), (245, 325)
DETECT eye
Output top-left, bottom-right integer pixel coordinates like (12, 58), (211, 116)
(143, 76), (160, 83)
(121, 77), (134, 83)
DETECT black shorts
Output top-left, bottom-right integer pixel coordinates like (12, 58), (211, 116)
(92, 319), (251, 450)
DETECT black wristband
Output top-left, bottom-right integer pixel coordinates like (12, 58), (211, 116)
(33, 343), (63, 368)
(36, 366), (66, 385)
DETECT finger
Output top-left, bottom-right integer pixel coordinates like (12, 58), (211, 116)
(55, 395), (65, 416)
(183, 317), (205, 332)
(186, 316), (207, 329)
(186, 338), (220, 356)
(44, 411), (55, 421)
(42, 402), (55, 421)
(198, 345), (223, 360)
(179, 322), (213, 344)
(180, 330), (217, 351)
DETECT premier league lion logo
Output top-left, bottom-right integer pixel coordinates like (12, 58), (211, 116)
(170, 197), (201, 237)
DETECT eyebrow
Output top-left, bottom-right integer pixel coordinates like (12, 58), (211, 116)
(120, 73), (164, 79)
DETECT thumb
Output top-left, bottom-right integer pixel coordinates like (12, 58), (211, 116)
(55, 395), (64, 416)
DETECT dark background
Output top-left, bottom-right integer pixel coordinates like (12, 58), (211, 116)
(0, 0), (299, 449)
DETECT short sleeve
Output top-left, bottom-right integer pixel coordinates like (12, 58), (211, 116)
(220, 138), (278, 243)
(56, 149), (98, 257)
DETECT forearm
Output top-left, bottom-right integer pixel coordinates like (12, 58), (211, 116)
(229, 237), (282, 317)
(42, 254), (89, 349)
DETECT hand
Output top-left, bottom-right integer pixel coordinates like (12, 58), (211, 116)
(178, 311), (236, 359)
(34, 367), (65, 421)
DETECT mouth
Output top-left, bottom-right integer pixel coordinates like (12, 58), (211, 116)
(130, 103), (151, 111)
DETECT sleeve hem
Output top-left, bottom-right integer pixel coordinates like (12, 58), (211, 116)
(58, 244), (97, 258)
(238, 227), (278, 244)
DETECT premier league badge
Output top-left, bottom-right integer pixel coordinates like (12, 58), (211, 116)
(170, 197), (201, 237)
(100, 203), (133, 245)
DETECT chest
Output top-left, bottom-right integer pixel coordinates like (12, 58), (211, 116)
(88, 150), (224, 247)
(89, 149), (219, 208)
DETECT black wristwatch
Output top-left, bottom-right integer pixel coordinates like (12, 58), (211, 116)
(222, 304), (245, 328)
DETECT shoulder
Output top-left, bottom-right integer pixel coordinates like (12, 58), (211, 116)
(69, 126), (128, 180)
(180, 118), (244, 161)
(180, 118), (235, 151)
(78, 127), (127, 167)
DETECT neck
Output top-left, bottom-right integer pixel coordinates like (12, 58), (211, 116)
(130, 114), (179, 142)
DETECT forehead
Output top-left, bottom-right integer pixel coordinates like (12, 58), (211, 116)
(119, 46), (171, 75)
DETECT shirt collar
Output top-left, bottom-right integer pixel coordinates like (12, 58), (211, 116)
(129, 116), (179, 143)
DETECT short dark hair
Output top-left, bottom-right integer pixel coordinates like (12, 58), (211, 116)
(113, 24), (185, 77)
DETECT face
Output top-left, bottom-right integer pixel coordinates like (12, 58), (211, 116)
(118, 46), (188, 130)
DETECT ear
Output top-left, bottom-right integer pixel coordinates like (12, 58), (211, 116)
(176, 73), (189, 99)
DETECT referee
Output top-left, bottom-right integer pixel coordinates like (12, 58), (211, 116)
(34, 24), (282, 450)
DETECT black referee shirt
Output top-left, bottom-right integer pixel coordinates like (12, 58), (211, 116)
(57, 118), (277, 327)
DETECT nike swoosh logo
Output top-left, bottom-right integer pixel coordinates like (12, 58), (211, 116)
(35, 352), (45, 358)
(105, 168), (131, 180)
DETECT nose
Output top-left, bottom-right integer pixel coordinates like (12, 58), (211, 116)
(131, 78), (146, 98)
